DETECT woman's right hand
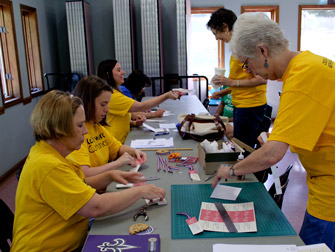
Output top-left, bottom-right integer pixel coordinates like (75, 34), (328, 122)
(153, 109), (165, 117)
(116, 152), (137, 167)
(140, 184), (166, 200)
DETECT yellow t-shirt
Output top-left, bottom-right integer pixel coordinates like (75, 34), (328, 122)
(228, 55), (267, 108)
(11, 141), (96, 252)
(69, 122), (122, 167)
(269, 51), (335, 221)
(106, 90), (135, 143)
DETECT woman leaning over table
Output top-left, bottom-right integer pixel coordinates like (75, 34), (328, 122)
(11, 90), (165, 252)
(212, 13), (335, 250)
(207, 8), (267, 148)
(97, 59), (180, 143)
(69, 75), (146, 178)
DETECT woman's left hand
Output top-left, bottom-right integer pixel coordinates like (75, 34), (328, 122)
(212, 75), (232, 86)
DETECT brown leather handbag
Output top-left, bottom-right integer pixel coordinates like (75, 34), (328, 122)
(178, 113), (228, 141)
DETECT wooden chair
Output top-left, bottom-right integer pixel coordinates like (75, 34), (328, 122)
(0, 199), (14, 252)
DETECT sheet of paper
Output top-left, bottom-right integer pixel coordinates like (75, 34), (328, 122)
(210, 184), (242, 201)
(199, 202), (257, 233)
(162, 111), (174, 117)
(159, 123), (176, 129)
(142, 123), (157, 132)
(130, 137), (174, 149)
(213, 244), (298, 252)
(297, 243), (332, 252)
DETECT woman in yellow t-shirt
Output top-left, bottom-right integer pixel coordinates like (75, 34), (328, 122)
(207, 8), (267, 148)
(97, 59), (180, 143)
(212, 13), (335, 250)
(11, 90), (165, 252)
(70, 75), (147, 178)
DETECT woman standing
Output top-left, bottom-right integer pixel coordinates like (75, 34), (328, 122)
(212, 13), (335, 250)
(207, 8), (267, 148)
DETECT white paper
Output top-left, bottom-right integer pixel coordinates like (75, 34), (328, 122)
(130, 137), (174, 149)
(213, 244), (298, 252)
(145, 198), (167, 206)
(199, 202), (257, 233)
(159, 123), (176, 129)
(297, 243), (332, 252)
(173, 88), (193, 93)
(162, 111), (174, 117)
(211, 184), (242, 201)
(142, 123), (169, 133)
(129, 164), (141, 172)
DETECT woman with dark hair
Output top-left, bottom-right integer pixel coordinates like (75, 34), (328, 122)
(11, 90), (165, 252)
(97, 59), (180, 143)
(70, 75), (147, 177)
(207, 8), (267, 148)
(121, 70), (165, 118)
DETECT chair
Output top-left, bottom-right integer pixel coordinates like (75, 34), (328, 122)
(267, 164), (293, 209)
(0, 199), (14, 252)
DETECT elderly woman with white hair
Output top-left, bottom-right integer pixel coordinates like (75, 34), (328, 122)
(212, 13), (335, 250)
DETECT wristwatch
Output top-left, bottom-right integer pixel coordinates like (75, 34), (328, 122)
(229, 165), (236, 176)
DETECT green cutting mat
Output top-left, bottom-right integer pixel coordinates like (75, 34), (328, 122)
(171, 182), (296, 239)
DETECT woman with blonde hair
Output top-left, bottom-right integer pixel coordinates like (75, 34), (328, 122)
(11, 90), (165, 251)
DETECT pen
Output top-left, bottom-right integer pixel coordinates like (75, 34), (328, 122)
(154, 132), (169, 136)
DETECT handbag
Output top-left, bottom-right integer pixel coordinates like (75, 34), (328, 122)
(178, 113), (228, 141)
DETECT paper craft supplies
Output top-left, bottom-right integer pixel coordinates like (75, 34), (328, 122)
(198, 202), (257, 233)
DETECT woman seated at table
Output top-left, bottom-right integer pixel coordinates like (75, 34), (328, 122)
(11, 90), (165, 252)
(121, 69), (166, 118)
(97, 59), (180, 143)
(70, 75), (146, 177)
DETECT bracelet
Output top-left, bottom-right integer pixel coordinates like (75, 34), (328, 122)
(229, 165), (236, 176)
(236, 80), (240, 87)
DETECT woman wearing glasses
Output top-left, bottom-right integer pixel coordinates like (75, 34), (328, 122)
(207, 8), (267, 149)
(213, 13), (335, 250)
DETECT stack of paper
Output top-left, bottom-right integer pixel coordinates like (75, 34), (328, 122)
(130, 137), (174, 149)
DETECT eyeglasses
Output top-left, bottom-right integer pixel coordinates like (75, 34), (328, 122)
(241, 58), (249, 70)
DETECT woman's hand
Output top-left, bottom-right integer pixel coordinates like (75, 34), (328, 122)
(115, 152), (137, 167)
(109, 170), (144, 184)
(133, 149), (147, 164)
(166, 90), (180, 100)
(211, 164), (232, 188)
(152, 109), (165, 117)
(139, 184), (166, 200)
(212, 75), (233, 86)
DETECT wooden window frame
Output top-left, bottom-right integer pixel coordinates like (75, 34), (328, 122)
(191, 7), (225, 69)
(298, 5), (335, 51)
(20, 4), (44, 98)
(0, 0), (22, 110)
(241, 5), (279, 23)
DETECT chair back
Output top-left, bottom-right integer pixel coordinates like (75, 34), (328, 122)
(0, 199), (14, 252)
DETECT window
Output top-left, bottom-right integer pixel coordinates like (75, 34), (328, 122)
(299, 5), (335, 61)
(189, 7), (225, 78)
(21, 4), (44, 96)
(241, 5), (279, 23)
(0, 0), (22, 108)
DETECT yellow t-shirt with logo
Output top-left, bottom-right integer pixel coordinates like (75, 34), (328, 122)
(11, 141), (96, 252)
(106, 90), (135, 143)
(69, 122), (122, 167)
(269, 51), (335, 221)
(228, 55), (267, 108)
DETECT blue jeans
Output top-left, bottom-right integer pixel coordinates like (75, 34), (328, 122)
(233, 104), (267, 148)
(299, 211), (335, 251)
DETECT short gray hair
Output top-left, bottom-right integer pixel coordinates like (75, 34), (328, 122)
(230, 13), (289, 59)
